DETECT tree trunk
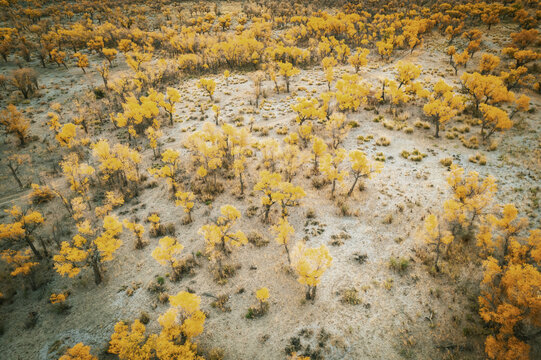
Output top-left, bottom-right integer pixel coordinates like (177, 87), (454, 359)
(264, 204), (271, 223)
(17, 131), (26, 146)
(25, 236), (42, 259)
(92, 259), (102, 285)
(305, 286), (312, 300)
(306, 286), (316, 300)
(38, 236), (49, 258)
(434, 240), (441, 272)
(7, 163), (23, 188)
(28, 272), (37, 291)
(239, 173), (244, 195)
(348, 175), (359, 196)
(480, 121), (486, 140)
(284, 244), (291, 265)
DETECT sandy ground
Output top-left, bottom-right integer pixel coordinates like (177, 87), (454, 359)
(0, 23), (540, 360)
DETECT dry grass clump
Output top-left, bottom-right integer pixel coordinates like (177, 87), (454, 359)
(247, 231), (269, 247)
(440, 157), (453, 167)
(469, 152), (487, 165)
(341, 288), (362, 305)
(401, 149), (427, 161)
(375, 136), (390, 146)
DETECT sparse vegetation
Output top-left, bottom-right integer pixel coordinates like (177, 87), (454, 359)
(0, 1), (539, 360)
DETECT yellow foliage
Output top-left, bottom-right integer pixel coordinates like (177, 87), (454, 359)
(1, 249), (38, 277)
(460, 72), (514, 110)
(347, 149), (382, 195)
(311, 136), (328, 173)
(149, 148), (182, 192)
(197, 78), (216, 100)
(73, 52), (89, 72)
(53, 215), (122, 284)
(348, 48), (369, 73)
(277, 61), (300, 92)
(479, 103), (512, 140)
(479, 53), (500, 74)
(152, 236), (184, 268)
(0, 104), (30, 145)
(319, 148), (348, 196)
(292, 243), (332, 299)
(256, 287), (270, 303)
(395, 61), (421, 88)
(291, 97), (325, 124)
(50, 292), (68, 304)
(422, 214), (454, 271)
(59, 343), (97, 360)
(198, 205), (246, 269)
(444, 164), (496, 229)
(123, 220), (146, 249)
(335, 74), (370, 112)
(423, 80), (465, 137)
(272, 217), (295, 264)
(175, 191), (195, 221)
(92, 139), (141, 184)
(160, 87), (181, 125)
(95, 191), (124, 218)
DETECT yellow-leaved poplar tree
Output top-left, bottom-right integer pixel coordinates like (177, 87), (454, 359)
(123, 220), (146, 249)
(152, 236), (184, 280)
(53, 216), (123, 285)
(1, 249), (39, 290)
(319, 148), (348, 197)
(148, 149), (182, 193)
(197, 78), (216, 101)
(277, 61), (300, 93)
(348, 48), (369, 73)
(198, 205), (247, 279)
(109, 291), (205, 359)
(444, 164), (497, 235)
(423, 80), (465, 138)
(347, 150), (383, 196)
(272, 216), (295, 264)
(422, 214), (454, 272)
(59, 343), (97, 360)
(292, 243), (333, 300)
(0, 205), (44, 259)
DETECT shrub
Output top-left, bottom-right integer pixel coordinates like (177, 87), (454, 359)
(341, 288), (362, 305)
(247, 231), (269, 247)
(11, 68), (38, 99)
(139, 312), (150, 324)
(375, 136), (390, 146)
(440, 157), (453, 167)
(211, 294), (231, 312)
(389, 256), (410, 274)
